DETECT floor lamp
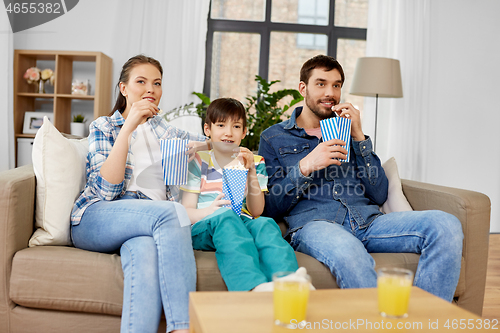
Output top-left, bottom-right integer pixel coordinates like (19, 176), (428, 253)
(350, 57), (403, 152)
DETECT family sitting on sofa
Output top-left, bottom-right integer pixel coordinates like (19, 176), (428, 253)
(69, 54), (463, 333)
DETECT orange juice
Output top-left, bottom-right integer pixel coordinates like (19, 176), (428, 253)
(378, 274), (412, 318)
(273, 280), (310, 327)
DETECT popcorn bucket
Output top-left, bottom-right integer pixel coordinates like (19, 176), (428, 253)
(160, 139), (189, 185)
(320, 117), (351, 162)
(222, 166), (248, 215)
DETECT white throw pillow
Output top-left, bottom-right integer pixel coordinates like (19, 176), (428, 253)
(380, 157), (413, 214)
(29, 117), (88, 247)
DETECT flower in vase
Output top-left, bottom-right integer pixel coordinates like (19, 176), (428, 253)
(41, 68), (55, 86)
(41, 68), (53, 81)
(23, 67), (41, 84)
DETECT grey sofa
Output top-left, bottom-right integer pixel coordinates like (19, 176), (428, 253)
(0, 165), (491, 332)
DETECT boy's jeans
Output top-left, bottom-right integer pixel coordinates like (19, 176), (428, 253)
(191, 208), (298, 291)
(289, 210), (463, 301)
(71, 193), (195, 333)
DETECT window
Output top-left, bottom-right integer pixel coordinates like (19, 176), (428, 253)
(205, 0), (368, 110)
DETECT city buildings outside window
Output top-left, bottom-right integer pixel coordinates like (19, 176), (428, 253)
(206, 0), (368, 114)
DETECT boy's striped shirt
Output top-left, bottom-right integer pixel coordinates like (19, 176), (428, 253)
(180, 150), (268, 218)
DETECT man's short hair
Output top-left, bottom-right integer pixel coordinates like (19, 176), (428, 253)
(300, 55), (345, 86)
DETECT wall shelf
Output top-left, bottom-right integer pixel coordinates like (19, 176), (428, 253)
(14, 49), (113, 166)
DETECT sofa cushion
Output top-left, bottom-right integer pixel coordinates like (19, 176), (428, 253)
(381, 157), (413, 214)
(29, 117), (88, 246)
(10, 246), (124, 316)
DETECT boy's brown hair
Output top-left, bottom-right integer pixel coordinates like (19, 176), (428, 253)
(205, 98), (247, 129)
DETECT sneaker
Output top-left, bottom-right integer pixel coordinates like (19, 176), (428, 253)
(251, 281), (274, 292)
(278, 267), (316, 290)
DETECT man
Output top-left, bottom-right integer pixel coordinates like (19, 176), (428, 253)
(258, 55), (463, 301)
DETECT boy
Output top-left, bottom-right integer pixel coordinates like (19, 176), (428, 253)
(181, 97), (299, 291)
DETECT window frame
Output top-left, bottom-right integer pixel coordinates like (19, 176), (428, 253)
(204, 0), (367, 96)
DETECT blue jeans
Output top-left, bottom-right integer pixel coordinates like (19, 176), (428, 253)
(191, 208), (298, 291)
(71, 192), (196, 333)
(289, 210), (463, 301)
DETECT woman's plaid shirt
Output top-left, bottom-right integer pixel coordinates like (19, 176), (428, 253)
(70, 111), (206, 225)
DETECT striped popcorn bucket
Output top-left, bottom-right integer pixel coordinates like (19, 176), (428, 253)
(222, 167), (248, 216)
(320, 117), (352, 162)
(160, 139), (189, 185)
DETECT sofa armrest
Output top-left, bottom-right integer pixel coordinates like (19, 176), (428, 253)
(0, 165), (36, 319)
(401, 179), (491, 315)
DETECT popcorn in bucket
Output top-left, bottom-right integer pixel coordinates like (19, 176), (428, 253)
(320, 117), (351, 162)
(160, 139), (189, 185)
(222, 162), (248, 215)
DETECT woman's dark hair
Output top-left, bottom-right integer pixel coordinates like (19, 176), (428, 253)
(205, 98), (247, 129)
(110, 55), (163, 115)
(300, 54), (345, 86)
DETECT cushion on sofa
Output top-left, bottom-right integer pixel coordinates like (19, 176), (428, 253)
(29, 117), (88, 247)
(381, 157), (413, 214)
(10, 246), (124, 316)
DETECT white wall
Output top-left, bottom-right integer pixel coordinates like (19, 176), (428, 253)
(426, 0), (500, 232)
(0, 8), (14, 171)
(3, 0), (122, 170)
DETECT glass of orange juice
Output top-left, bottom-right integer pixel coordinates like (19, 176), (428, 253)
(273, 271), (311, 329)
(377, 267), (414, 318)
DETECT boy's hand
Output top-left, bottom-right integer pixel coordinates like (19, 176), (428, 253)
(186, 141), (197, 162)
(236, 147), (256, 170)
(208, 193), (231, 214)
(186, 141), (210, 162)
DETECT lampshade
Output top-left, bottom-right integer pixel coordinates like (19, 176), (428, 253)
(350, 57), (403, 98)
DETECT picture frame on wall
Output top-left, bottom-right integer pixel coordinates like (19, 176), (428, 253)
(23, 112), (53, 134)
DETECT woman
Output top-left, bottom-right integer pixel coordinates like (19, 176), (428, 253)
(71, 55), (208, 333)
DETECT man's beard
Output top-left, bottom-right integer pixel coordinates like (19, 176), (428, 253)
(305, 91), (339, 120)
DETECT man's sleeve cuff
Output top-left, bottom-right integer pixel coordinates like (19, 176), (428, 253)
(289, 162), (313, 191)
(352, 135), (373, 157)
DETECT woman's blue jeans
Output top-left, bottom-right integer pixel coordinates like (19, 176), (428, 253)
(289, 210), (463, 302)
(71, 193), (196, 333)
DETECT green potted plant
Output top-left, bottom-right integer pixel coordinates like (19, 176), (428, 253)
(162, 75), (303, 151)
(70, 114), (87, 137)
(241, 75), (303, 151)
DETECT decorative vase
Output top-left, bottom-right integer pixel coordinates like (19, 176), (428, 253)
(38, 79), (46, 94)
(32, 81), (39, 93)
(70, 122), (86, 137)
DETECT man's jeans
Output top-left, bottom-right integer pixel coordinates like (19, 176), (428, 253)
(71, 193), (196, 333)
(289, 210), (463, 301)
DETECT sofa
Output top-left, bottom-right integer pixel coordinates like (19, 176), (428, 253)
(0, 162), (491, 332)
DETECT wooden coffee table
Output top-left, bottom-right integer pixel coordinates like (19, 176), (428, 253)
(190, 287), (494, 332)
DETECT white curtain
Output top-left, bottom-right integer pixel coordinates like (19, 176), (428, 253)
(365, 0), (431, 181)
(0, 10), (14, 171)
(110, 0), (209, 134)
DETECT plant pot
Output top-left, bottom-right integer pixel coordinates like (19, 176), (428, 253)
(70, 122), (86, 137)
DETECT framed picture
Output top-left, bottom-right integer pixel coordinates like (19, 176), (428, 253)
(23, 112), (53, 134)
(72, 79), (91, 95)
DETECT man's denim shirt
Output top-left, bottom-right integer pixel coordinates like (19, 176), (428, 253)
(258, 107), (389, 236)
